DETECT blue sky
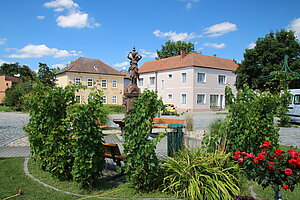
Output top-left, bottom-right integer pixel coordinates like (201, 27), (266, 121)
(0, 0), (299, 72)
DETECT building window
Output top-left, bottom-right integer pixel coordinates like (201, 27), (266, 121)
(75, 95), (81, 103)
(112, 96), (117, 104)
(102, 95), (107, 104)
(112, 80), (117, 88)
(149, 77), (155, 85)
(218, 75), (226, 85)
(197, 94), (205, 104)
(197, 73), (206, 83)
(161, 80), (165, 89)
(181, 94), (187, 104)
(168, 93), (173, 99)
(181, 73), (187, 83)
(210, 95), (219, 108)
(101, 79), (107, 88)
(75, 77), (81, 86)
(168, 74), (173, 79)
(138, 78), (144, 86)
(295, 95), (300, 105)
(87, 78), (93, 87)
(6, 83), (9, 87)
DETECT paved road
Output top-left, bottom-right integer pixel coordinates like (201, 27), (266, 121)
(0, 111), (299, 148)
(0, 112), (28, 147)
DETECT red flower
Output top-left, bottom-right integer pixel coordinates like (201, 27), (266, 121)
(237, 158), (243, 163)
(261, 141), (270, 149)
(260, 150), (268, 155)
(288, 150), (298, 159)
(248, 153), (255, 158)
(284, 168), (293, 175)
(297, 157), (300, 166)
(275, 149), (283, 155)
(257, 153), (265, 161)
(288, 159), (297, 166)
(268, 162), (275, 171)
(234, 151), (241, 156)
(282, 185), (290, 190)
(254, 158), (259, 164)
(233, 155), (239, 161)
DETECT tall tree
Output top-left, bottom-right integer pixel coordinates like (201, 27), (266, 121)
(0, 62), (34, 81)
(37, 63), (56, 87)
(235, 29), (300, 92)
(156, 40), (200, 59)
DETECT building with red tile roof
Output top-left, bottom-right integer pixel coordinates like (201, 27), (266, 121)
(138, 51), (238, 111)
(0, 75), (22, 104)
(56, 57), (125, 105)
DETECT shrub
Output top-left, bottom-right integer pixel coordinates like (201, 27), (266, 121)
(225, 85), (279, 154)
(103, 104), (125, 114)
(162, 148), (240, 200)
(123, 90), (164, 191)
(202, 119), (228, 152)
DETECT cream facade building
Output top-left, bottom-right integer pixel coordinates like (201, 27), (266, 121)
(56, 57), (125, 105)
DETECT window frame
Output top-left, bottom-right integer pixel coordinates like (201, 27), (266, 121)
(101, 79), (107, 88)
(102, 95), (107, 104)
(196, 94), (206, 104)
(75, 95), (81, 103)
(197, 72), (206, 83)
(168, 93), (173, 99)
(149, 77), (155, 85)
(112, 95), (117, 104)
(112, 80), (117, 88)
(75, 77), (81, 86)
(181, 93), (187, 104)
(181, 72), (187, 83)
(218, 75), (227, 85)
(87, 78), (93, 87)
(138, 78), (144, 86)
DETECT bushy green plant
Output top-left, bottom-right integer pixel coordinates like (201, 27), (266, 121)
(103, 104), (125, 114)
(225, 85), (280, 155)
(24, 85), (107, 187)
(123, 90), (164, 191)
(162, 148), (240, 200)
(202, 119), (228, 152)
(66, 89), (105, 188)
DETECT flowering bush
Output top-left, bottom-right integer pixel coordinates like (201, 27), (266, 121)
(234, 141), (300, 192)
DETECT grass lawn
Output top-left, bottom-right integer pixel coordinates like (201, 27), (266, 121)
(1, 156), (300, 199)
(1, 157), (174, 200)
(0, 106), (13, 112)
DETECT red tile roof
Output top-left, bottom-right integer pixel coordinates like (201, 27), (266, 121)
(56, 57), (125, 76)
(139, 53), (238, 73)
(0, 75), (22, 83)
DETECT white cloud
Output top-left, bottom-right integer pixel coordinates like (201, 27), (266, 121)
(44, 0), (79, 12)
(44, 0), (100, 28)
(51, 63), (65, 69)
(288, 17), (300, 39)
(247, 42), (256, 49)
(113, 62), (129, 68)
(37, 16), (45, 20)
(153, 30), (202, 41)
(0, 59), (12, 65)
(6, 44), (81, 58)
(204, 22), (238, 37)
(203, 42), (226, 49)
(139, 49), (157, 58)
(0, 38), (7, 45)
(186, 3), (193, 10)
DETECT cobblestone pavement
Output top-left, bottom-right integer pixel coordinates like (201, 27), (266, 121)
(0, 112), (299, 158)
(0, 112), (28, 147)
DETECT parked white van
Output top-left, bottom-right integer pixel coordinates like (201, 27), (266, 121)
(287, 89), (300, 123)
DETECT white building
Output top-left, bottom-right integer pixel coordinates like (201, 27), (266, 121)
(138, 51), (238, 111)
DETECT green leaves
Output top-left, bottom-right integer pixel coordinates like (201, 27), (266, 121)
(162, 148), (240, 200)
(123, 90), (164, 191)
(24, 84), (107, 188)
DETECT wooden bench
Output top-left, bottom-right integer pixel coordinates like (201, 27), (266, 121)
(152, 118), (185, 129)
(103, 143), (126, 167)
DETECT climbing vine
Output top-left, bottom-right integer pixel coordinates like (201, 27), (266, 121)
(123, 90), (164, 191)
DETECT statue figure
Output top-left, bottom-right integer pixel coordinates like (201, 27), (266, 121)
(127, 47), (142, 85)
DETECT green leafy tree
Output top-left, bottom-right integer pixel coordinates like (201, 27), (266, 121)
(156, 40), (200, 59)
(37, 63), (56, 87)
(123, 90), (164, 191)
(235, 29), (300, 92)
(0, 62), (34, 81)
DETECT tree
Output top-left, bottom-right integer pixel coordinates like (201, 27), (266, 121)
(156, 40), (200, 59)
(235, 29), (300, 92)
(37, 63), (57, 87)
(0, 62), (34, 81)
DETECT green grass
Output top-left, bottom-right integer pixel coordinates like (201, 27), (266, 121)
(0, 106), (13, 112)
(1, 157), (174, 200)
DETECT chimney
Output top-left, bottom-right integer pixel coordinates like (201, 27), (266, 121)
(213, 54), (216, 57)
(233, 59), (237, 64)
(180, 50), (187, 59)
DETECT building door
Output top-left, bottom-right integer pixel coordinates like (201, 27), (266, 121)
(210, 95), (219, 109)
